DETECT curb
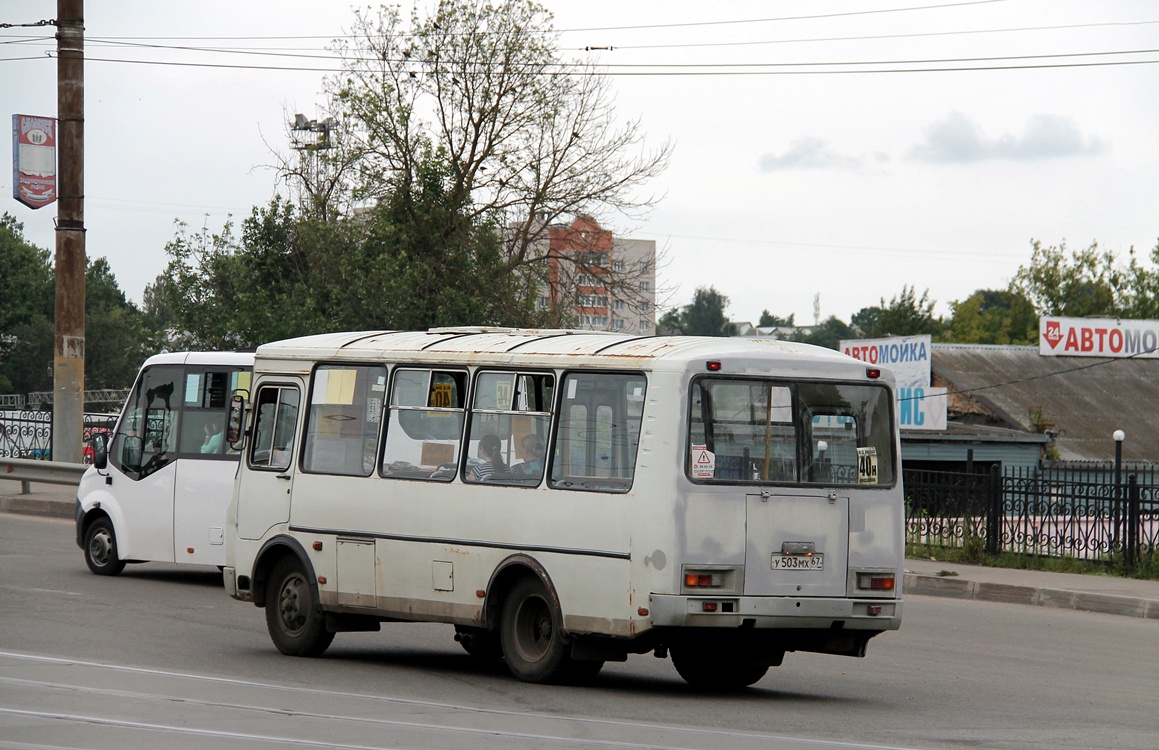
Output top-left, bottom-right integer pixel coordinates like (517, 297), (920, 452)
(904, 573), (1158, 620)
(0, 496), (74, 519)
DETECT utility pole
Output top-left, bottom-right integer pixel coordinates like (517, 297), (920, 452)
(53, 0), (85, 463)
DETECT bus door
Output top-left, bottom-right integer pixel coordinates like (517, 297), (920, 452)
(237, 381), (303, 541)
(172, 367), (250, 565)
(106, 364), (183, 563)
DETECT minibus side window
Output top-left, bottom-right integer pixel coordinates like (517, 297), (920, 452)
(178, 368), (248, 458)
(549, 372), (646, 493)
(463, 371), (554, 486)
(381, 368), (466, 481)
(249, 386), (300, 472)
(301, 364), (387, 476)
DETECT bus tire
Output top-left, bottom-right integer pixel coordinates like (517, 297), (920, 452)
(500, 576), (570, 683)
(265, 557), (334, 657)
(671, 645), (769, 690)
(83, 518), (126, 576)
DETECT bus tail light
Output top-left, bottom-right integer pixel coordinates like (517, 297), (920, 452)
(684, 572), (721, 588)
(857, 573), (895, 591)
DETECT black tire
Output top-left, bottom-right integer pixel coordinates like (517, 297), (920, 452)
(671, 645), (769, 690)
(83, 518), (126, 576)
(264, 557), (334, 657)
(454, 626), (503, 660)
(500, 576), (572, 683)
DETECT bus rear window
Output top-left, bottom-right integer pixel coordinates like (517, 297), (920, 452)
(689, 378), (895, 487)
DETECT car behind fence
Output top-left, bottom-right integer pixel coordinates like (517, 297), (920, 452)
(905, 465), (1158, 573)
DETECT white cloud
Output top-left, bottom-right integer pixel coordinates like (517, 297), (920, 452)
(757, 137), (867, 171)
(911, 112), (1107, 163)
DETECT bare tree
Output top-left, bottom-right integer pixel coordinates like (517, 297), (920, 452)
(324, 0), (672, 324)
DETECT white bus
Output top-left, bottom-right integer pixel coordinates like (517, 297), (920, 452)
(76, 351), (254, 575)
(225, 329), (903, 688)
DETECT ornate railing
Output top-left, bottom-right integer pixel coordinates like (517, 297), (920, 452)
(0, 411), (118, 462)
(904, 465), (1158, 571)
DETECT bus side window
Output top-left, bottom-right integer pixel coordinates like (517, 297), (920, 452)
(549, 372), (646, 492)
(250, 386), (300, 472)
(301, 364), (387, 477)
(464, 371), (553, 486)
(110, 365), (182, 480)
(381, 368), (466, 481)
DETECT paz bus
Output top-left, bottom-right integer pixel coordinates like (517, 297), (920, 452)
(76, 351), (253, 575)
(224, 328), (903, 688)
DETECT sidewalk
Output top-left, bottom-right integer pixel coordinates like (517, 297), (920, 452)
(3, 479), (1156, 619)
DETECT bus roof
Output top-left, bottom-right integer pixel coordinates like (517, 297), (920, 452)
(254, 329), (881, 380)
(141, 350), (255, 368)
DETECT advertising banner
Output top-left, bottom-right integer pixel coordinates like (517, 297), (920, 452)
(839, 334), (947, 431)
(1040, 316), (1159, 358)
(12, 114), (57, 209)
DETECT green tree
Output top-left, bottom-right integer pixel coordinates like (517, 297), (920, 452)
(1011, 238), (1159, 319)
(85, 257), (152, 389)
(1011, 240), (1123, 317)
(0, 214), (53, 395)
(660, 287), (734, 337)
(787, 316), (852, 350)
(758, 310), (795, 327)
(944, 289), (1038, 345)
(852, 285), (942, 338)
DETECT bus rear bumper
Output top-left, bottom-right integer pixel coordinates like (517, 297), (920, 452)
(648, 594), (902, 631)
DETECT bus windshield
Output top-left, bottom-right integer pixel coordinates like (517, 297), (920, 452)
(688, 377), (895, 486)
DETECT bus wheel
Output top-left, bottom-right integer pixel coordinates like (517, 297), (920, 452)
(500, 577), (569, 683)
(83, 518), (126, 576)
(454, 626), (503, 660)
(671, 646), (769, 690)
(265, 557), (335, 657)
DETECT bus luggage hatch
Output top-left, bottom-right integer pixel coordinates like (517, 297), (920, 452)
(744, 490), (849, 597)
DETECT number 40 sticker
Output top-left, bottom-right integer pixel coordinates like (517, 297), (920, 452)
(856, 447), (878, 485)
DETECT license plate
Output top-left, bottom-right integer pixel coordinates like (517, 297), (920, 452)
(771, 553), (824, 570)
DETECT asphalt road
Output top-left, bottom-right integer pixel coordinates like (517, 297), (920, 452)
(1, 513), (1155, 750)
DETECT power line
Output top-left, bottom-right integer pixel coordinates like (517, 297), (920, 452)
(587, 19), (1159, 52)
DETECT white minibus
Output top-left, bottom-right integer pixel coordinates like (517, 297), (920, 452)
(76, 351), (253, 575)
(225, 329), (903, 688)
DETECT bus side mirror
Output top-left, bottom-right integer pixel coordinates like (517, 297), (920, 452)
(227, 393), (246, 447)
(92, 432), (108, 470)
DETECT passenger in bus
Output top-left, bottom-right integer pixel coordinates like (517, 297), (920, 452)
(201, 420), (223, 454)
(467, 434), (506, 481)
(512, 433), (545, 477)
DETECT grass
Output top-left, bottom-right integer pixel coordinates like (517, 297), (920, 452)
(906, 542), (1159, 581)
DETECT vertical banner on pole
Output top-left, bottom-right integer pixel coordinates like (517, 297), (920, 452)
(12, 114), (58, 209)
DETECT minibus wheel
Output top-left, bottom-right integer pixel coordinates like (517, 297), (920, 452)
(83, 518), (126, 576)
(500, 576), (570, 683)
(265, 557), (335, 657)
(671, 645), (769, 690)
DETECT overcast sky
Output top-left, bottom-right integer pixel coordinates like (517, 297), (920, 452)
(3, 1), (1157, 326)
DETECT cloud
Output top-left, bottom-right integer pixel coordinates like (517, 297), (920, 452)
(758, 137), (865, 171)
(910, 112), (1107, 163)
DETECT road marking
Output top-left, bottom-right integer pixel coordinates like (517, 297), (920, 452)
(0, 650), (924, 750)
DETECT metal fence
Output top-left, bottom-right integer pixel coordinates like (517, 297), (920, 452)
(905, 465), (1159, 571)
(0, 411), (118, 463)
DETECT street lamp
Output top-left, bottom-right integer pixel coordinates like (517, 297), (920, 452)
(1113, 430), (1125, 551)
